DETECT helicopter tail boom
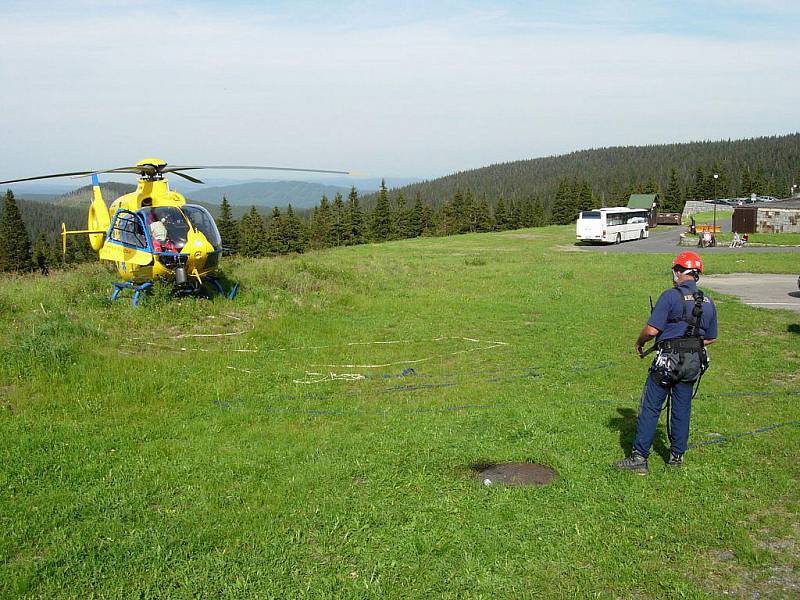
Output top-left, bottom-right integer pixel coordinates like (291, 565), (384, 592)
(61, 223), (107, 256)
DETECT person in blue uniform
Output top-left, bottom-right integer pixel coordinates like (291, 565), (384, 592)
(615, 251), (718, 475)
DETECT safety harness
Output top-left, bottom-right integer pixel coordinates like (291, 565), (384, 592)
(654, 285), (709, 439)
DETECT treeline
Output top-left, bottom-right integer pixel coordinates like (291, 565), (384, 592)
(219, 182), (551, 257)
(0, 191), (94, 273)
(364, 133), (800, 215)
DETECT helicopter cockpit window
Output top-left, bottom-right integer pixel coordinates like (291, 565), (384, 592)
(110, 210), (148, 249)
(138, 207), (190, 252)
(182, 205), (223, 251)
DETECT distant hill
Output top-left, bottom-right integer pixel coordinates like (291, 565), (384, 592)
(185, 181), (353, 209)
(0, 197), (87, 245)
(365, 133), (800, 210)
(55, 182), (136, 208)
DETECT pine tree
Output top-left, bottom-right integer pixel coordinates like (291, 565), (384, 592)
(217, 196), (239, 254)
(691, 166), (706, 200)
(238, 206), (266, 257)
(32, 232), (51, 275)
(0, 190), (33, 272)
(494, 197), (509, 231)
(420, 204), (434, 236)
(474, 197), (492, 232)
(265, 207), (287, 254)
(663, 168), (683, 212)
(331, 192), (347, 246)
(283, 205), (307, 253)
(347, 187), (365, 245)
(550, 179), (577, 225)
(370, 179), (394, 241)
(510, 200), (524, 230)
(438, 202), (456, 236)
(578, 179), (593, 212)
(395, 191), (412, 238)
(531, 196), (546, 227)
(408, 193), (423, 237)
(310, 195), (333, 249)
(740, 166), (754, 197)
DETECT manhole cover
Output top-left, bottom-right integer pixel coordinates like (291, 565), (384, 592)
(476, 462), (557, 486)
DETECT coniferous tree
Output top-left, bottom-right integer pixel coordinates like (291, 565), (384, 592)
(283, 204), (307, 253)
(239, 206), (266, 257)
(408, 193), (424, 237)
(32, 232), (51, 275)
(217, 196), (239, 254)
(740, 167), (754, 197)
(510, 200), (524, 229)
(311, 195), (333, 249)
(331, 192), (347, 246)
(420, 204), (434, 236)
(438, 202), (456, 236)
(494, 197), (509, 231)
(265, 207), (287, 254)
(396, 191), (414, 239)
(531, 196), (546, 227)
(347, 187), (365, 245)
(474, 197), (492, 232)
(370, 179), (394, 241)
(550, 179), (577, 225)
(0, 190), (33, 272)
(578, 179), (593, 212)
(663, 168), (683, 212)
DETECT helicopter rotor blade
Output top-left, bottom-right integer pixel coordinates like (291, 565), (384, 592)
(0, 170), (97, 185)
(169, 170), (205, 184)
(163, 165), (354, 176)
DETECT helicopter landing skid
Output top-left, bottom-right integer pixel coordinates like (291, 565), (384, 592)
(206, 277), (239, 300)
(111, 281), (153, 307)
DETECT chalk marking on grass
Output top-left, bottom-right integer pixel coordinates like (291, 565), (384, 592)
(310, 338), (509, 369)
(293, 372), (367, 384)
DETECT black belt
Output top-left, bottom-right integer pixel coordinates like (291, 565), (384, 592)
(657, 337), (704, 352)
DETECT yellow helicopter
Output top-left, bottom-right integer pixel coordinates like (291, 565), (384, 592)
(0, 159), (353, 304)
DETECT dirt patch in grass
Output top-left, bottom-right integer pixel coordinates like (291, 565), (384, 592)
(554, 244), (588, 252)
(697, 500), (800, 598)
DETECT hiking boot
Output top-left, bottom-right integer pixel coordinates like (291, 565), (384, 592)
(667, 452), (684, 468)
(613, 450), (649, 475)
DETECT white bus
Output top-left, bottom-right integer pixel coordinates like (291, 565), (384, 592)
(576, 207), (650, 244)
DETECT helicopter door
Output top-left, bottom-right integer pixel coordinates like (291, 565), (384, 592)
(99, 210), (154, 266)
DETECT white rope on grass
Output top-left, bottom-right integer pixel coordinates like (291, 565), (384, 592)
(293, 372), (367, 384)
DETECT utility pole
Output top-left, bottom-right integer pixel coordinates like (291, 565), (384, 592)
(713, 172), (719, 234)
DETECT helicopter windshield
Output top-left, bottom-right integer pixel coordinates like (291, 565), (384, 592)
(139, 206), (190, 252)
(182, 205), (222, 251)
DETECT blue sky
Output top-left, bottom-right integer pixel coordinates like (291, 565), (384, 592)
(1, 1), (797, 181)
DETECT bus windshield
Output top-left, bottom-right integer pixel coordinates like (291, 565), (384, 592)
(580, 211), (601, 219)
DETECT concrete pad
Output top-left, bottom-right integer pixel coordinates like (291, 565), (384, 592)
(703, 274), (800, 313)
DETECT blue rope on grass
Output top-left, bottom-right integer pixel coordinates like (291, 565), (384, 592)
(688, 420), (800, 449)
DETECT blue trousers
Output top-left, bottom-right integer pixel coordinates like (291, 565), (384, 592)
(633, 374), (694, 457)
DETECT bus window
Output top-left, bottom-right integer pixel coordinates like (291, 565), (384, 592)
(580, 211), (601, 219)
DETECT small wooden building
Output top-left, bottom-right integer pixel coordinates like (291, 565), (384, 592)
(733, 199), (800, 234)
(627, 194), (659, 227)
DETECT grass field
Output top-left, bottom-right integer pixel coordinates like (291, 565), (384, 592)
(684, 209), (734, 225)
(714, 232), (800, 246)
(1, 226), (798, 598)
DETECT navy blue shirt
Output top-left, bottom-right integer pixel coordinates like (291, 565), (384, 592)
(648, 280), (718, 342)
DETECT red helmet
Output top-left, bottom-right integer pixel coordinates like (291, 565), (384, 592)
(673, 251), (703, 273)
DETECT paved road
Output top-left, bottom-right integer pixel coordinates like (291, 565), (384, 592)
(580, 218), (800, 254)
(702, 274), (800, 313)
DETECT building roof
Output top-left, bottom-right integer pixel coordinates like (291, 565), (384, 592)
(752, 198), (800, 210)
(627, 193), (658, 209)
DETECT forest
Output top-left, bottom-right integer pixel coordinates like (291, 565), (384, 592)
(1, 133), (798, 270)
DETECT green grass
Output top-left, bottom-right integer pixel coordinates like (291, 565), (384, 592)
(714, 232), (800, 246)
(1, 227), (799, 598)
(684, 209), (733, 225)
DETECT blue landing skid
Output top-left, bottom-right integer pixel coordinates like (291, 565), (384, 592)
(111, 281), (153, 307)
(206, 277), (239, 300)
